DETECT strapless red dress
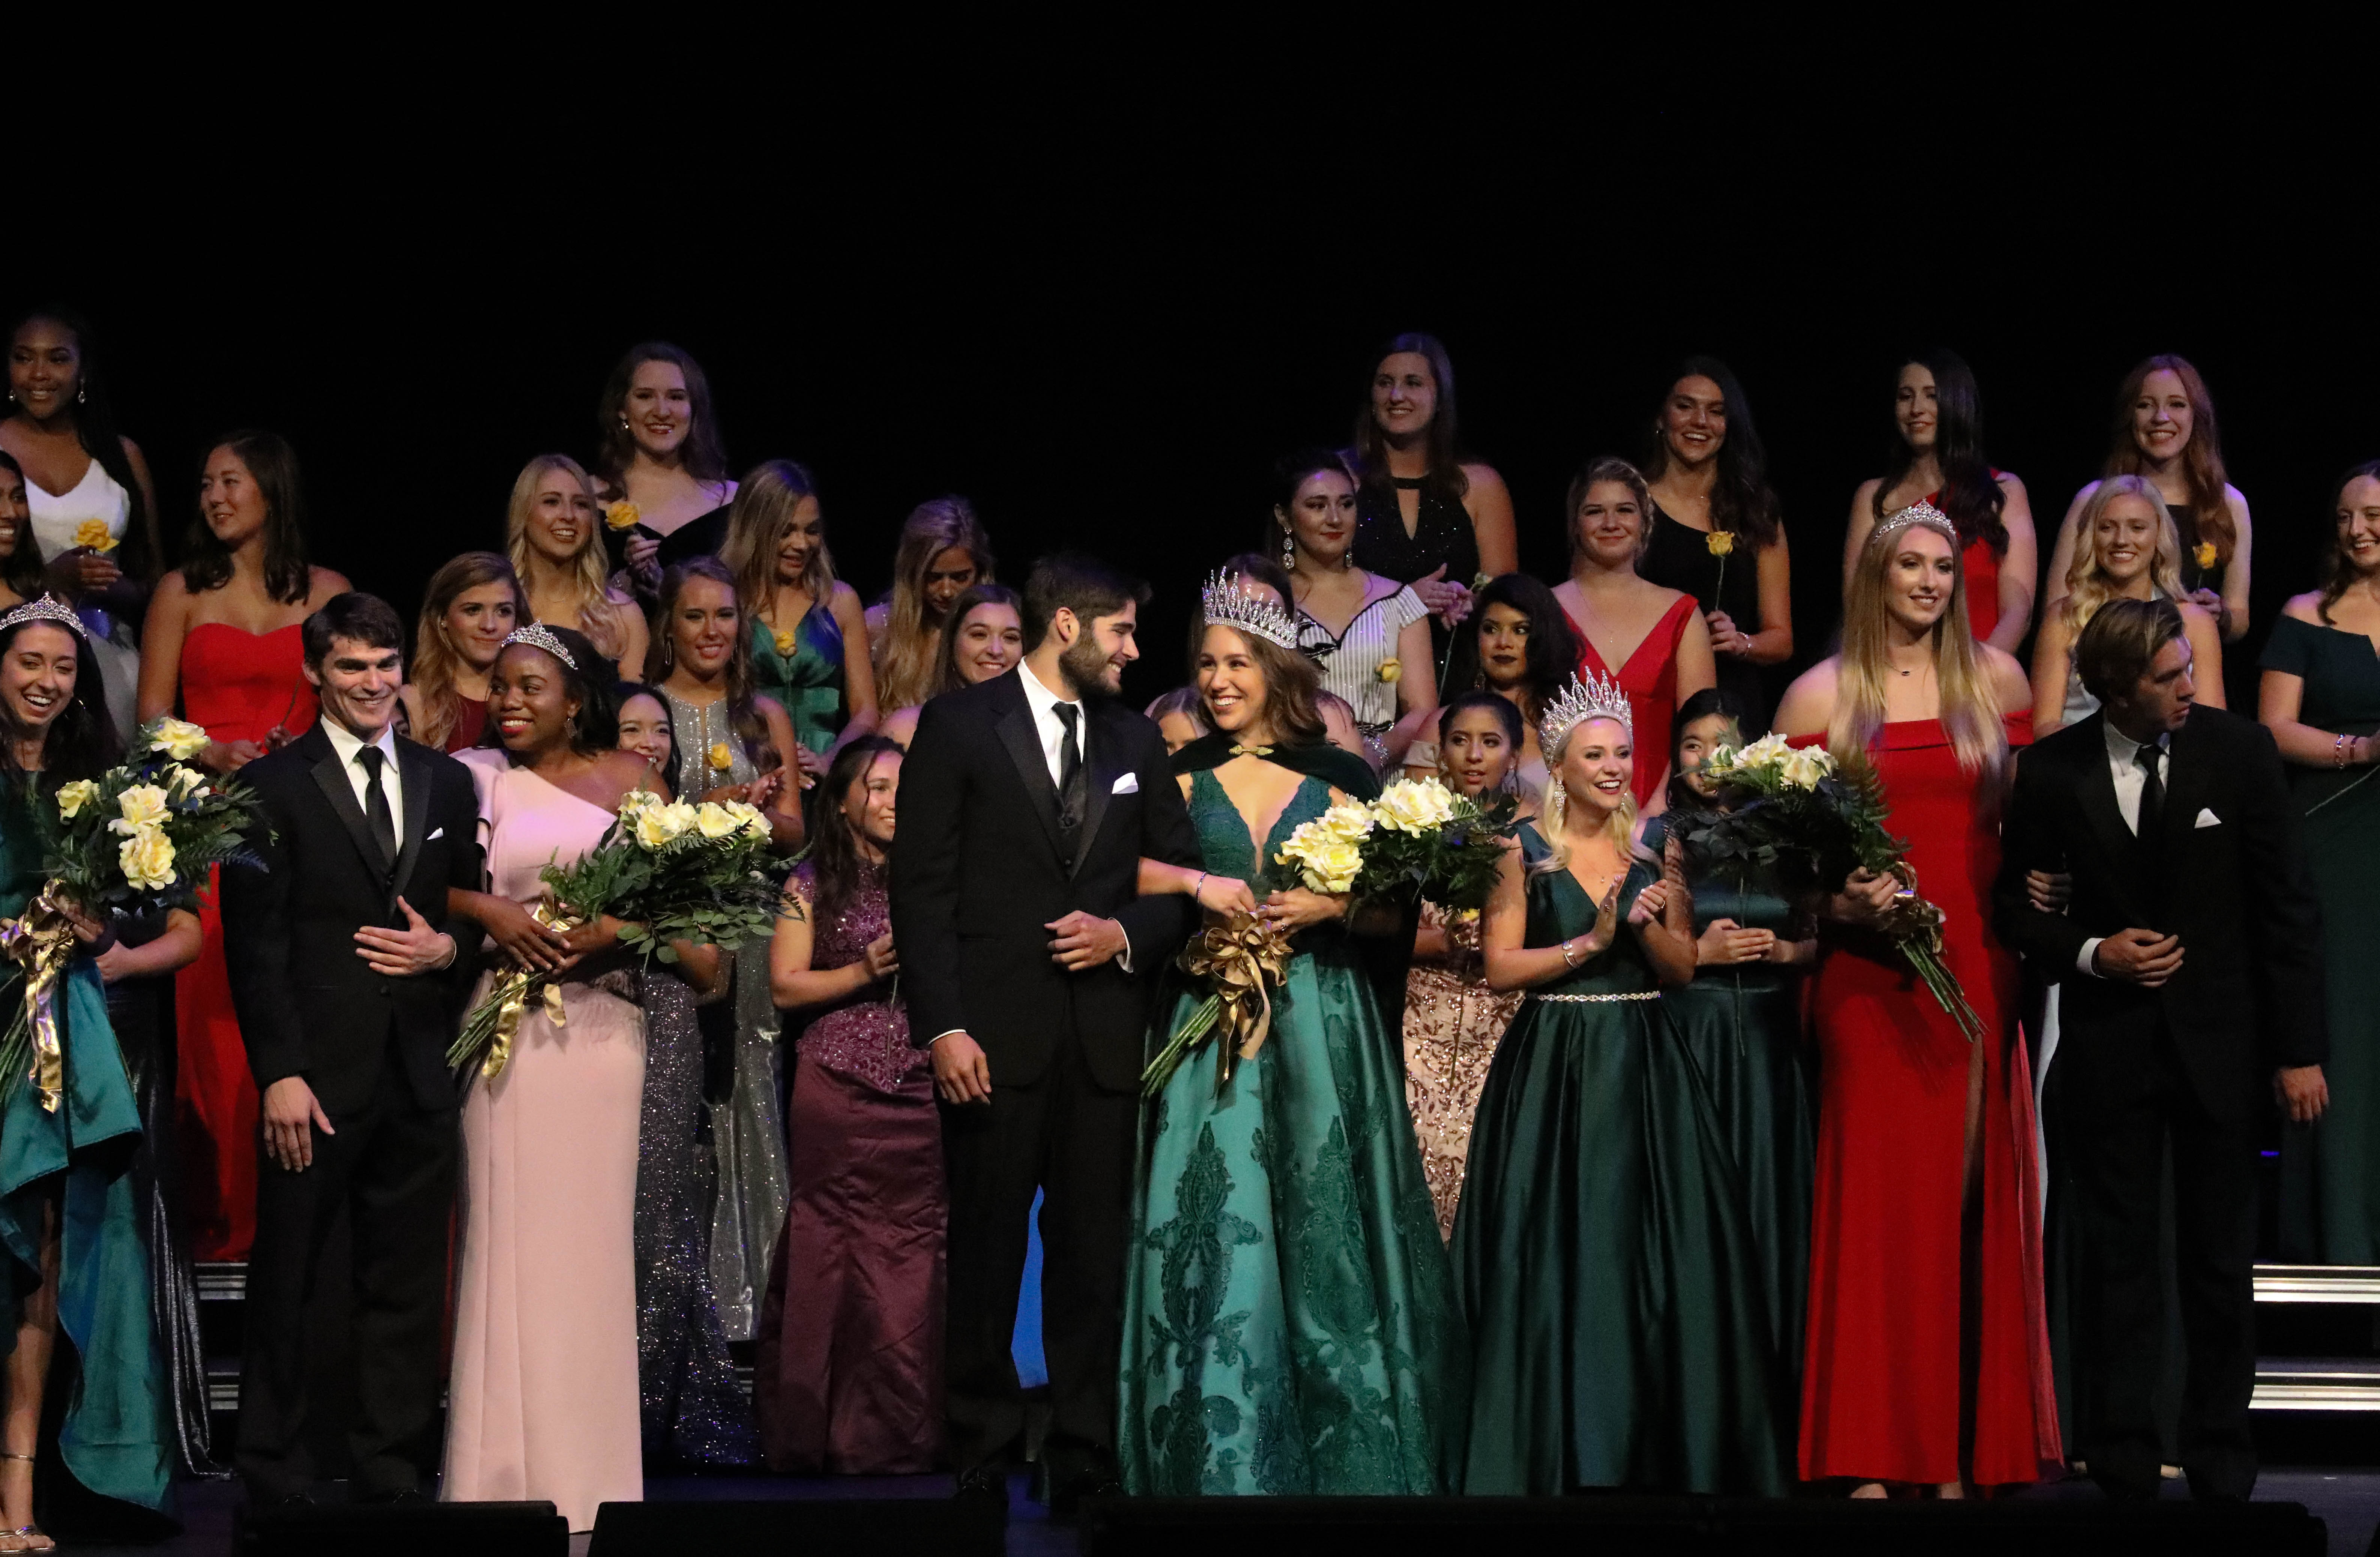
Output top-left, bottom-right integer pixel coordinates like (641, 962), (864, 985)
(177, 623), (317, 1261)
(1569, 592), (1699, 808)
(1793, 716), (2060, 1487)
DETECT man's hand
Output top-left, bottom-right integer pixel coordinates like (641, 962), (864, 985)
(1047, 912), (1127, 971)
(353, 897), (455, 977)
(2278, 1064), (2330, 1124)
(2027, 869), (2073, 914)
(932, 1031), (992, 1106)
(261, 1075), (334, 1172)
(2092, 927), (2184, 987)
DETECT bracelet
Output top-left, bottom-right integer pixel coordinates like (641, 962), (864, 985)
(1560, 938), (1581, 969)
(2338, 734), (2353, 769)
(1194, 871), (1208, 899)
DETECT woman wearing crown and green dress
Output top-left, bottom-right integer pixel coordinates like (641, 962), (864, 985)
(1116, 573), (1466, 1496)
(1454, 667), (1791, 1496)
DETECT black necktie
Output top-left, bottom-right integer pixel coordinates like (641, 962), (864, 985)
(358, 745), (397, 869)
(1055, 703), (1086, 827)
(2134, 739), (2165, 841)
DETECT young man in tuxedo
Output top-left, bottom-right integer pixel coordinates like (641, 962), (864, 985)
(1994, 597), (2327, 1501)
(891, 553), (1203, 1515)
(219, 594), (484, 1505)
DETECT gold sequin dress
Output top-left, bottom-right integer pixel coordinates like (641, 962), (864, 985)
(1402, 902), (1524, 1240)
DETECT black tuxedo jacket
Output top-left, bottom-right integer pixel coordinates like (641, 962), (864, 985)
(1992, 705), (2326, 1121)
(220, 724), (484, 1116)
(891, 669), (1204, 1092)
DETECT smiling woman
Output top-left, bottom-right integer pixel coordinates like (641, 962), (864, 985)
(593, 342), (739, 594)
(399, 552), (521, 751)
(721, 460), (876, 770)
(2029, 477), (2223, 735)
(505, 453), (648, 681)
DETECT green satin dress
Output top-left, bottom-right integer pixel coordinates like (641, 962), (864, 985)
(1454, 824), (1790, 1495)
(0, 784), (172, 1519)
(749, 609), (846, 755)
(1119, 769), (1466, 1495)
(1640, 813), (1814, 1366)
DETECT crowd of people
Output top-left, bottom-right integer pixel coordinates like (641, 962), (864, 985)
(0, 307), (2360, 1543)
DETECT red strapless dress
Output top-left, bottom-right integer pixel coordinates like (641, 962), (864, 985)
(1962, 536), (2001, 641)
(1793, 716), (2059, 1486)
(1569, 592), (1698, 808)
(177, 622), (318, 1261)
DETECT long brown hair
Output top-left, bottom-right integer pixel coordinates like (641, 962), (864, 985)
(721, 460), (832, 616)
(2104, 354), (2237, 567)
(805, 736), (904, 924)
(1639, 355), (1783, 547)
(1871, 349), (2007, 555)
(645, 557), (774, 774)
(182, 430), (313, 603)
(1196, 622), (1324, 746)
(1349, 332), (1470, 507)
(2320, 460), (2380, 624)
(594, 341), (730, 495)
(874, 497), (995, 711)
(1836, 513), (2007, 785)
(929, 582), (1024, 699)
(411, 551), (521, 749)
(505, 453), (633, 664)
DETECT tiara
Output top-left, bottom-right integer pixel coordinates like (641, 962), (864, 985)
(1870, 499), (1958, 550)
(1540, 669), (1632, 757)
(1200, 570), (1300, 651)
(501, 623), (578, 671)
(0, 596), (88, 641)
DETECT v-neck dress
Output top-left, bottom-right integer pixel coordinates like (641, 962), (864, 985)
(1640, 506), (1769, 727)
(1118, 768), (1465, 1494)
(1298, 584), (1428, 738)
(2265, 615), (2380, 1261)
(1566, 592), (1699, 808)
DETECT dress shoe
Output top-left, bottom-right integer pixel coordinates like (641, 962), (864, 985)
(1047, 1471), (1122, 1523)
(952, 1467), (1009, 1512)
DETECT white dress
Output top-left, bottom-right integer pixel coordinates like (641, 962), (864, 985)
(1298, 584), (1427, 737)
(24, 460), (138, 742)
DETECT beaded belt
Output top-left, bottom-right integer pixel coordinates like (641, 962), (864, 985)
(1531, 990), (1661, 1004)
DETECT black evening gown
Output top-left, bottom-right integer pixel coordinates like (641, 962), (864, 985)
(1639, 505), (1767, 727)
(1353, 477), (1478, 682)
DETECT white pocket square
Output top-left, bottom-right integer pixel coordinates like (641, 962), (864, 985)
(1112, 773), (1139, 796)
(427, 827), (445, 841)
(2194, 808), (2221, 829)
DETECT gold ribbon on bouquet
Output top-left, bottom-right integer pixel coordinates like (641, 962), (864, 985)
(1140, 910), (1294, 1100)
(482, 902), (582, 1080)
(0, 884), (81, 1113)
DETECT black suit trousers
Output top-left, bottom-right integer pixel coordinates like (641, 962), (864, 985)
(2069, 1024), (2259, 1500)
(236, 1047), (457, 1499)
(938, 1028), (1134, 1486)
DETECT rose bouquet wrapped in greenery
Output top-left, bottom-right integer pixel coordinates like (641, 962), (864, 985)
(449, 789), (793, 1080)
(1666, 733), (1985, 1041)
(2, 717), (271, 1108)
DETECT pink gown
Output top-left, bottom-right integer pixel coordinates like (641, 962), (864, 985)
(442, 751), (643, 1531)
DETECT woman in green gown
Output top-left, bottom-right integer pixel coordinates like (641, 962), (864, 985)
(1118, 577), (1466, 1495)
(1638, 689), (1816, 1365)
(1456, 672), (1791, 1496)
(721, 460), (876, 769)
(0, 601), (174, 1545)
(2262, 460), (2380, 1261)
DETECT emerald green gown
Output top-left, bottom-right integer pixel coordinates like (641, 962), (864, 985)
(0, 783), (172, 1519)
(1118, 768), (1466, 1495)
(748, 610), (846, 756)
(1454, 824), (1791, 1495)
(1639, 812), (1814, 1365)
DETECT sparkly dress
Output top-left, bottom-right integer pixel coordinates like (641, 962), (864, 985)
(1401, 903), (1523, 1241)
(662, 690), (791, 1341)
(754, 860), (945, 1472)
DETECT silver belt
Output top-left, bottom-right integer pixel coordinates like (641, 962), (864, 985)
(1531, 990), (1661, 1004)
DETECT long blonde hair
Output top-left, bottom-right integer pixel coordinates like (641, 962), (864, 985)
(411, 551), (520, 749)
(2059, 474), (2182, 635)
(1533, 715), (1637, 877)
(505, 453), (632, 663)
(874, 497), (995, 710)
(721, 460), (832, 618)
(1835, 511), (2007, 783)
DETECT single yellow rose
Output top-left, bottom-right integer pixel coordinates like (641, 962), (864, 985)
(120, 826), (177, 892)
(616, 788), (661, 818)
(73, 519), (119, 554)
(708, 742), (735, 772)
(165, 764), (210, 799)
(54, 780), (97, 820)
(722, 800), (770, 842)
(694, 802), (741, 839)
(150, 718), (211, 760)
(1779, 748), (1831, 790)
(1706, 530), (1736, 558)
(1376, 657), (1402, 685)
(604, 501), (642, 532)
(2193, 540), (2219, 571)
(113, 783), (170, 833)
(773, 630), (797, 656)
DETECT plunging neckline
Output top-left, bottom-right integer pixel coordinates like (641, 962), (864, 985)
(24, 453), (100, 503)
(1208, 762), (1314, 869)
(1565, 588), (1693, 681)
(1296, 578), (1405, 644)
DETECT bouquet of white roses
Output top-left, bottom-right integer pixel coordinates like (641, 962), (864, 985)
(1274, 776), (1516, 913)
(1671, 733), (1985, 1042)
(449, 789), (793, 1080)
(2, 717), (270, 1109)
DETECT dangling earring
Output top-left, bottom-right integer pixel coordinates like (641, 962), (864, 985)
(620, 417), (631, 430)
(1281, 528), (1296, 570)
(1545, 777), (1567, 839)
(76, 384), (86, 405)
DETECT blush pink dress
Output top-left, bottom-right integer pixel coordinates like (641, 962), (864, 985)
(442, 751), (644, 1531)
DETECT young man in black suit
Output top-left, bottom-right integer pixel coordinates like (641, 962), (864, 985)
(1994, 597), (2328, 1501)
(219, 594), (485, 1505)
(891, 553), (1204, 1514)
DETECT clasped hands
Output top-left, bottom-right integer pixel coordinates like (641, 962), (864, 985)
(479, 897), (623, 974)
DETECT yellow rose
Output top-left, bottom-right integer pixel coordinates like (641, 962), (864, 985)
(1779, 748), (1832, 790)
(119, 826), (177, 892)
(54, 780), (97, 820)
(723, 800), (769, 842)
(73, 519), (119, 554)
(634, 800), (694, 850)
(150, 718), (212, 760)
(604, 501), (642, 532)
(1376, 657), (1402, 685)
(616, 788), (661, 819)
(773, 630), (797, 656)
(1705, 530), (1736, 557)
(1735, 732), (1793, 770)
(165, 764), (210, 799)
(1373, 777), (1458, 834)
(2193, 540), (2219, 571)
(1316, 801), (1376, 845)
(708, 742), (735, 772)
(113, 784), (170, 834)
(1303, 838), (1364, 894)
(694, 802), (741, 839)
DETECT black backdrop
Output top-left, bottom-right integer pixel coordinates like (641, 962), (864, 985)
(34, 129), (2380, 719)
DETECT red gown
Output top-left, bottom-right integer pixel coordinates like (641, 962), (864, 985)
(1962, 536), (2001, 642)
(177, 622), (318, 1261)
(1569, 591), (1698, 808)
(1794, 716), (2059, 1487)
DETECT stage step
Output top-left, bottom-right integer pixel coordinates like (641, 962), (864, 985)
(2256, 1265), (2380, 1303)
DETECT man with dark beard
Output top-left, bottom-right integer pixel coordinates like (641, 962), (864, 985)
(892, 553), (1203, 1516)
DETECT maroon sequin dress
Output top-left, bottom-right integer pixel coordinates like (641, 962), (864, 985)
(753, 860), (946, 1472)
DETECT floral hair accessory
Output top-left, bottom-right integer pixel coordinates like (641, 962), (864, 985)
(1200, 570), (1300, 651)
(0, 596), (88, 642)
(1540, 669), (1632, 759)
(500, 623), (578, 672)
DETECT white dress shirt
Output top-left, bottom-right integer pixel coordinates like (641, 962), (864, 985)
(2076, 719), (2169, 977)
(322, 717), (404, 852)
(1017, 660), (1086, 790)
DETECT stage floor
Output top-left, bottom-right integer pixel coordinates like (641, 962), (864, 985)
(56, 1468), (2380, 1555)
